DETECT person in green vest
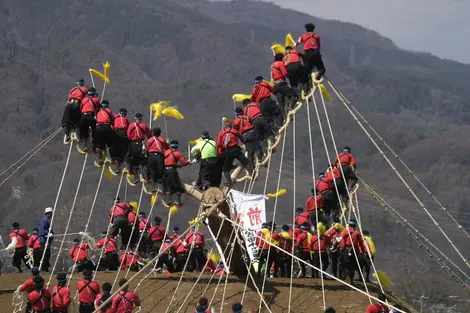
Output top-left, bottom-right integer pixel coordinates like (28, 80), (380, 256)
(191, 130), (222, 190)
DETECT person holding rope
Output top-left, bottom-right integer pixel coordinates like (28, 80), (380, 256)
(251, 76), (282, 137)
(109, 279), (141, 313)
(96, 232), (119, 271)
(27, 276), (51, 313)
(334, 146), (358, 189)
(108, 198), (132, 250)
(62, 78), (87, 144)
(183, 227), (206, 272)
(242, 99), (266, 144)
(283, 46), (309, 93)
(78, 87), (101, 153)
(191, 130), (222, 190)
(126, 112), (151, 183)
(157, 238), (176, 273)
(305, 188), (324, 225)
(38, 207), (54, 272)
(146, 127), (170, 191)
(270, 53), (298, 116)
(315, 172), (336, 224)
(28, 228), (42, 269)
(52, 273), (71, 313)
(233, 108), (262, 172)
(110, 108), (130, 174)
(148, 216), (166, 257)
(94, 100), (115, 167)
(77, 269), (100, 313)
(163, 140), (191, 205)
(94, 282), (112, 313)
(294, 223), (312, 278)
(326, 164), (348, 206)
(9, 222), (30, 273)
(19, 267), (43, 313)
(69, 239), (95, 272)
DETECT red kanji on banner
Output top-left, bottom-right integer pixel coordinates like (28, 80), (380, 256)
(247, 207), (262, 226)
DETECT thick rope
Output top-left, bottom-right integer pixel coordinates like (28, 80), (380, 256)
(39, 142), (74, 271)
(326, 80), (470, 270)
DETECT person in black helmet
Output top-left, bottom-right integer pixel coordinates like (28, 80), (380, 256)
(78, 87), (101, 153)
(63, 78), (88, 144)
(270, 53), (298, 119)
(110, 108), (130, 174)
(296, 23), (326, 80)
(126, 113), (151, 183)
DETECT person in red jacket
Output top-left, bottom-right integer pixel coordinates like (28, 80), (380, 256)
(96, 232), (119, 271)
(271, 53), (298, 114)
(52, 273), (71, 313)
(20, 267), (42, 313)
(242, 99), (267, 142)
(28, 228), (42, 268)
(311, 231), (330, 278)
(339, 219), (366, 285)
(305, 188), (324, 223)
(175, 234), (189, 272)
(146, 127), (170, 191)
(316, 172), (337, 224)
(119, 252), (141, 271)
(334, 146), (358, 188)
(28, 276), (51, 313)
(136, 212), (151, 257)
(233, 107), (262, 170)
(184, 227), (206, 272)
(326, 164), (348, 205)
(94, 282), (113, 313)
(192, 297), (214, 313)
(94, 100), (115, 167)
(62, 78), (88, 144)
(110, 108), (130, 174)
(9, 222), (30, 272)
(69, 239), (94, 272)
(157, 238), (176, 273)
(296, 23), (326, 80)
(295, 223), (312, 278)
(163, 140), (190, 205)
(78, 87), (101, 153)
(217, 124), (251, 186)
(294, 208), (310, 227)
(148, 216), (166, 256)
(251, 76), (282, 138)
(278, 224), (293, 278)
(126, 112), (151, 182)
(108, 198), (132, 250)
(77, 270), (100, 313)
(283, 46), (308, 92)
(365, 293), (390, 313)
(110, 279), (141, 313)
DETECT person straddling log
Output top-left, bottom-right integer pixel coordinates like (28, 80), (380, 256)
(110, 108), (130, 174)
(294, 223), (312, 278)
(76, 270), (100, 313)
(315, 172), (336, 224)
(38, 207), (54, 272)
(94, 100), (115, 167)
(96, 232), (119, 271)
(62, 78), (87, 144)
(294, 207), (310, 227)
(271, 53), (298, 118)
(296, 23), (326, 81)
(233, 108), (262, 172)
(251, 76), (282, 138)
(78, 87), (101, 153)
(191, 130), (222, 191)
(52, 273), (71, 313)
(183, 227), (206, 272)
(217, 123), (252, 186)
(109, 279), (141, 313)
(164, 140), (191, 205)
(146, 127), (170, 191)
(9, 222), (30, 273)
(108, 198), (132, 250)
(242, 99), (266, 144)
(283, 46), (309, 93)
(27, 276), (52, 313)
(28, 228), (42, 269)
(69, 239), (95, 272)
(126, 112), (151, 183)
(334, 146), (358, 189)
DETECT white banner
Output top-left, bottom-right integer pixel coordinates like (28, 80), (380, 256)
(227, 189), (266, 262)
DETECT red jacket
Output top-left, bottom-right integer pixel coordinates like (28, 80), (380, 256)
(334, 152), (356, 168)
(305, 195), (323, 212)
(325, 167), (341, 182)
(149, 226), (166, 241)
(243, 102), (263, 122)
(283, 49), (304, 66)
(278, 231), (293, 253)
(310, 234), (330, 253)
(68, 86), (88, 101)
(175, 239), (189, 254)
(295, 231), (310, 251)
(28, 289), (52, 312)
(232, 115), (254, 135)
(110, 290), (141, 313)
(217, 127), (243, 152)
(294, 212), (310, 226)
(184, 231), (205, 247)
(339, 228), (365, 254)
(52, 285), (71, 310)
(28, 234), (41, 250)
(138, 217), (150, 231)
(250, 81), (274, 103)
(70, 243), (89, 262)
(127, 122), (151, 142)
(289, 227), (301, 241)
(146, 136), (170, 154)
(316, 177), (333, 194)
(96, 108), (114, 126)
(120, 252), (139, 269)
(113, 114), (130, 130)
(97, 237), (118, 254)
(110, 202), (131, 219)
(271, 60), (288, 82)
(77, 279), (100, 304)
(80, 95), (100, 114)
(297, 32), (321, 51)
(255, 230), (271, 250)
(164, 148), (189, 166)
(20, 278), (36, 293)
(128, 211), (136, 224)
(10, 229), (29, 248)
(365, 303), (390, 313)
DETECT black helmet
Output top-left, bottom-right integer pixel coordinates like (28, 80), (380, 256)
(235, 107), (243, 115)
(242, 99), (250, 106)
(88, 87), (96, 92)
(344, 146), (351, 152)
(119, 108), (127, 115)
(77, 78), (85, 85)
(201, 130), (210, 138)
(135, 112), (143, 120)
(305, 23), (315, 31)
(274, 53), (284, 61)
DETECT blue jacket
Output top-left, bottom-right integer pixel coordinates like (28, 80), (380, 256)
(38, 216), (53, 246)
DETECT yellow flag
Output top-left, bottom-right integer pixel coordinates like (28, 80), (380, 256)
(319, 84), (332, 102)
(89, 69), (110, 84)
(209, 252), (221, 263)
(169, 205), (178, 216)
(285, 33), (296, 48)
(232, 94), (251, 103)
(162, 106), (184, 120)
(271, 43), (285, 55)
(150, 101), (170, 121)
(103, 61), (110, 78)
(373, 271), (392, 289)
(222, 117), (232, 125)
(189, 137), (203, 146)
(150, 194), (158, 206)
(129, 201), (138, 212)
(266, 189), (287, 199)
(103, 168), (113, 181)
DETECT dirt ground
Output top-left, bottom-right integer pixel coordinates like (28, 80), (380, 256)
(0, 272), (417, 313)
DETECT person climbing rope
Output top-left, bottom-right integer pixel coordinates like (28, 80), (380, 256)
(191, 130), (222, 190)
(339, 219), (365, 285)
(108, 198), (132, 250)
(94, 100), (115, 167)
(362, 230), (376, 282)
(217, 123), (252, 186)
(294, 207), (310, 227)
(9, 222), (30, 273)
(38, 207), (54, 272)
(283, 46), (309, 93)
(305, 188), (324, 224)
(163, 140), (190, 205)
(19, 267), (43, 313)
(78, 87), (101, 153)
(69, 239), (94, 272)
(77, 269), (100, 313)
(28, 228), (42, 268)
(271, 53), (298, 116)
(334, 146), (358, 188)
(94, 282), (112, 313)
(109, 279), (141, 313)
(233, 108), (262, 171)
(62, 78), (88, 144)
(110, 108), (130, 174)
(126, 112), (151, 183)
(96, 232), (119, 271)
(326, 163), (348, 206)
(251, 76), (282, 136)
(296, 23), (326, 81)
(52, 273), (71, 313)
(365, 293), (390, 313)
(27, 276), (52, 313)
(146, 127), (170, 191)
(315, 172), (337, 224)
(311, 230), (330, 278)
(242, 99), (267, 143)
(295, 223), (312, 278)
(183, 227), (206, 272)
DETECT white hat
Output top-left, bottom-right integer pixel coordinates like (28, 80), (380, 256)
(44, 207), (53, 214)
